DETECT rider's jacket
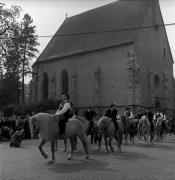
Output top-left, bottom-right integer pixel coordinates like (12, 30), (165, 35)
(56, 100), (71, 119)
(106, 108), (118, 121)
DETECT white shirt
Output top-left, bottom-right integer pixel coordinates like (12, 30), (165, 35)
(116, 114), (120, 120)
(55, 102), (71, 116)
(124, 111), (134, 119)
(153, 112), (163, 120)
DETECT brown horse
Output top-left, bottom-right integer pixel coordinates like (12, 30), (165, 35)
(121, 116), (137, 145)
(97, 116), (124, 153)
(30, 113), (90, 163)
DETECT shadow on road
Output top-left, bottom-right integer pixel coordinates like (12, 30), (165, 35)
(129, 141), (175, 151)
(47, 159), (115, 174)
(68, 148), (157, 162)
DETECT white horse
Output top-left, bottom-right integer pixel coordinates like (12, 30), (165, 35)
(138, 115), (151, 145)
(30, 113), (90, 163)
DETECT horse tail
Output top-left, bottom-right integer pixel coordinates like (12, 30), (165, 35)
(78, 133), (90, 155)
(97, 116), (109, 130)
(75, 119), (90, 155)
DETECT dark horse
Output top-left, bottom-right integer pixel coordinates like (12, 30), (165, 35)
(121, 116), (137, 145)
(30, 113), (90, 163)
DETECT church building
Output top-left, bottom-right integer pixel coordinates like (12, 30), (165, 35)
(32, 0), (174, 114)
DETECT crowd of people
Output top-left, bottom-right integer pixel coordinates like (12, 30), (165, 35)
(0, 112), (33, 146)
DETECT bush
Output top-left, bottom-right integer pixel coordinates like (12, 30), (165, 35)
(2, 104), (18, 117)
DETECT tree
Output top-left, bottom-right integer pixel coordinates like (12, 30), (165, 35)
(19, 14), (39, 104)
(0, 3), (21, 36)
(0, 72), (19, 107)
(0, 3), (21, 77)
(0, 4), (39, 106)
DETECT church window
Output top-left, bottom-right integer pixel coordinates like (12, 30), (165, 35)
(43, 72), (49, 100)
(154, 96), (161, 108)
(61, 70), (69, 95)
(154, 75), (160, 87)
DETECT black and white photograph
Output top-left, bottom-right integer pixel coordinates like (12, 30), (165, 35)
(1, 0), (175, 179)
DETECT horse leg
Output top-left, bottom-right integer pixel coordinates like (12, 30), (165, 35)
(104, 135), (109, 154)
(73, 136), (78, 150)
(124, 132), (128, 145)
(94, 131), (98, 144)
(78, 134), (90, 160)
(55, 140), (58, 151)
(115, 133), (122, 153)
(108, 136), (114, 152)
(67, 137), (74, 160)
(97, 133), (102, 151)
(150, 132), (154, 145)
(48, 140), (56, 164)
(130, 134), (134, 144)
(38, 139), (48, 159)
(63, 139), (67, 152)
(144, 133), (147, 144)
(91, 131), (94, 144)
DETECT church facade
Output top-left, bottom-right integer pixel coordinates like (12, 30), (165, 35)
(32, 0), (174, 114)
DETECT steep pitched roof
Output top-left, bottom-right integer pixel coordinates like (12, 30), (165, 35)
(35, 0), (151, 64)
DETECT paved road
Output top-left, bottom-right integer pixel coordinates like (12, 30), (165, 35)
(1, 135), (175, 180)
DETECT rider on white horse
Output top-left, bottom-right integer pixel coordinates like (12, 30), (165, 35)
(55, 93), (72, 136)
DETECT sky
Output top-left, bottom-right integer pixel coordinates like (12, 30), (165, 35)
(2, 0), (175, 82)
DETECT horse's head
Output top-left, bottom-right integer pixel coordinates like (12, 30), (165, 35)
(30, 116), (39, 138)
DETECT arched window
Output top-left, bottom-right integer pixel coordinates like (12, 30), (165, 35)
(61, 70), (69, 94)
(154, 75), (160, 87)
(154, 96), (161, 108)
(43, 72), (49, 100)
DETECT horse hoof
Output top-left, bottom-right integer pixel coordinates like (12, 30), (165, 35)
(105, 151), (108, 154)
(111, 148), (114, 152)
(67, 155), (72, 160)
(63, 149), (67, 152)
(85, 155), (90, 160)
(43, 154), (48, 159)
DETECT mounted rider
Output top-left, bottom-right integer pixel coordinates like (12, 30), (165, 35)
(123, 106), (134, 120)
(153, 110), (163, 122)
(84, 106), (97, 144)
(161, 111), (167, 130)
(145, 108), (154, 132)
(105, 102), (119, 131)
(55, 93), (72, 136)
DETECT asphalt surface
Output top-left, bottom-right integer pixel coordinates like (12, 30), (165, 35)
(1, 135), (175, 180)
